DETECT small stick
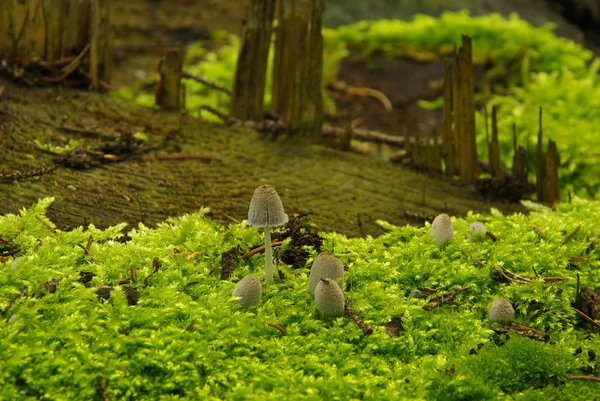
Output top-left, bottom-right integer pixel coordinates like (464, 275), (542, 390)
(0, 247), (21, 257)
(43, 44), (90, 83)
(131, 268), (138, 283)
(567, 376), (600, 383)
(574, 308), (600, 330)
(485, 231), (497, 242)
(531, 265), (539, 278)
(528, 225), (545, 237)
(96, 375), (110, 401)
(143, 258), (161, 288)
(241, 240), (284, 260)
(562, 224), (581, 246)
(208, 265), (219, 276)
(156, 154), (223, 162)
(267, 323), (286, 335)
(568, 256), (588, 262)
(498, 324), (550, 341)
(543, 277), (565, 283)
(118, 280), (131, 285)
(35, 216), (57, 234)
(182, 71), (232, 95)
(344, 299), (373, 335)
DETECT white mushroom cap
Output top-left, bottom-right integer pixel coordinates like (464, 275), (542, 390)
(488, 297), (515, 324)
(309, 252), (345, 297)
(314, 278), (345, 317)
(430, 213), (454, 246)
(469, 222), (487, 240)
(247, 185), (289, 227)
(232, 275), (262, 307)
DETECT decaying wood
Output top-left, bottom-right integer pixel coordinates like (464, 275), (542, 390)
(441, 58), (457, 176)
(271, 0), (324, 138)
(536, 107), (546, 202)
(345, 299), (373, 335)
(488, 106), (504, 179)
(423, 285), (470, 310)
(230, 0), (275, 121)
(455, 36), (479, 183)
(545, 139), (559, 204)
(156, 45), (184, 111)
(0, 0), (112, 88)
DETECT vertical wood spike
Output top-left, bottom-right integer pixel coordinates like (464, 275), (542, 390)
(545, 139), (560, 204)
(231, 0), (276, 121)
(156, 44), (184, 111)
(489, 105), (504, 179)
(441, 58), (456, 176)
(536, 107), (546, 202)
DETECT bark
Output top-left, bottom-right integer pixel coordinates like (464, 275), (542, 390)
(230, 0), (275, 121)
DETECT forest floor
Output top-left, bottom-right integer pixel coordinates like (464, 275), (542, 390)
(0, 78), (525, 237)
(6, 0), (592, 236)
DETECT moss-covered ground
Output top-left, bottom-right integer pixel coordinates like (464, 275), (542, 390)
(1, 197), (599, 400)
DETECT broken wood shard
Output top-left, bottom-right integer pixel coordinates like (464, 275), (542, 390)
(230, 0), (276, 121)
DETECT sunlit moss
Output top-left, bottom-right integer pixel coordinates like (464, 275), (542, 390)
(1, 197), (599, 399)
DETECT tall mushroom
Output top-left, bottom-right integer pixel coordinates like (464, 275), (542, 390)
(247, 185), (289, 282)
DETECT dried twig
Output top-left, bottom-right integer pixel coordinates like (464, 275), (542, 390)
(143, 258), (161, 288)
(344, 299), (373, 335)
(96, 375), (110, 401)
(567, 376), (600, 383)
(35, 215), (57, 234)
(562, 224), (581, 246)
(241, 240), (284, 260)
(267, 323), (286, 335)
(528, 224), (545, 237)
(43, 44), (90, 83)
(574, 308), (600, 330)
(497, 324), (550, 342)
(182, 71), (232, 95)
(156, 154), (223, 162)
(423, 285), (470, 310)
(0, 164), (57, 182)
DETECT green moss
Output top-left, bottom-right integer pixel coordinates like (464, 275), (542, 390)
(1, 197), (599, 399)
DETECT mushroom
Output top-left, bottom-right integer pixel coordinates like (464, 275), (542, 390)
(314, 278), (345, 317)
(430, 213), (454, 247)
(308, 252), (344, 297)
(232, 275), (262, 307)
(488, 297), (515, 324)
(469, 222), (487, 241)
(247, 185), (289, 282)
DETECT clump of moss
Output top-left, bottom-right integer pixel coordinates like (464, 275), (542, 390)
(1, 197), (599, 399)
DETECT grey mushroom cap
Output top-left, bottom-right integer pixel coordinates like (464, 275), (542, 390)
(430, 213), (454, 246)
(488, 297), (515, 324)
(309, 252), (345, 297)
(314, 278), (345, 317)
(247, 185), (289, 227)
(232, 275), (262, 307)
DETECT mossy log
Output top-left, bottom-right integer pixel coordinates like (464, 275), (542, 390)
(0, 79), (526, 237)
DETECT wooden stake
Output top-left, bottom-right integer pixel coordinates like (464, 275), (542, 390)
(156, 45), (184, 111)
(231, 0), (276, 121)
(489, 105), (504, 179)
(536, 107), (546, 202)
(545, 139), (559, 204)
(441, 58), (457, 176)
(271, 0), (324, 138)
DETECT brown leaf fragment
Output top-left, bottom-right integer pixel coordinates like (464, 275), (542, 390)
(385, 314), (405, 337)
(220, 246), (239, 280)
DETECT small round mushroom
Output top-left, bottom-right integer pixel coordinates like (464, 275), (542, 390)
(314, 278), (345, 317)
(469, 222), (487, 241)
(308, 252), (345, 297)
(232, 275), (262, 308)
(430, 213), (454, 247)
(488, 297), (515, 324)
(247, 185), (289, 282)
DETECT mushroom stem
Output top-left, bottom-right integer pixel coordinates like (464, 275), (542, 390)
(264, 226), (273, 282)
